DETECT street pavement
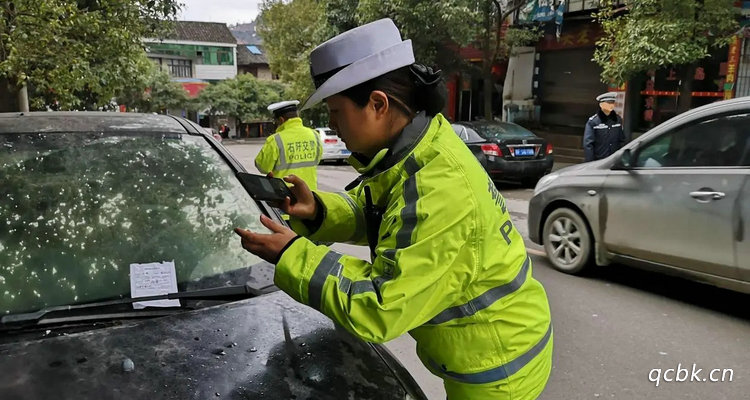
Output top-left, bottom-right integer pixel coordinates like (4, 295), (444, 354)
(225, 142), (750, 400)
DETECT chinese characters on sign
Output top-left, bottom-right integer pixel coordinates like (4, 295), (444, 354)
(724, 35), (741, 99)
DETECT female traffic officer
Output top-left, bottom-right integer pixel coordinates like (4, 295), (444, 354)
(234, 18), (553, 399)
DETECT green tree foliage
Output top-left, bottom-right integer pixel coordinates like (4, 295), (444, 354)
(594, 0), (739, 111)
(259, 0), (536, 122)
(257, 0), (333, 125)
(197, 73), (287, 123)
(116, 56), (194, 113)
(356, 0), (480, 70)
(324, 0), (360, 34)
(0, 0), (181, 111)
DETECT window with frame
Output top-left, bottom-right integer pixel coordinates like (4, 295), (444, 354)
(167, 59), (192, 78)
(634, 113), (750, 168)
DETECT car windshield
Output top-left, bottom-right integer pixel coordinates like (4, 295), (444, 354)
(0, 131), (271, 316)
(472, 123), (536, 139)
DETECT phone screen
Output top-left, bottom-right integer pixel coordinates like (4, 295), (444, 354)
(236, 173), (295, 203)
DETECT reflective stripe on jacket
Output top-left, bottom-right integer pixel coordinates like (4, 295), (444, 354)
(276, 113), (552, 398)
(254, 117), (322, 190)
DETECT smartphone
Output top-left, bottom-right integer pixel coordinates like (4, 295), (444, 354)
(236, 172), (296, 203)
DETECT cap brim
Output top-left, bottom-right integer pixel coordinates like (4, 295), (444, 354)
(300, 40), (415, 111)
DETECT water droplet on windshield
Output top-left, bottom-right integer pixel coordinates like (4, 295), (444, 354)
(122, 358), (135, 372)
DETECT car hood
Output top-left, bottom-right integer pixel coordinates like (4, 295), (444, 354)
(0, 292), (413, 399)
(555, 158), (611, 176)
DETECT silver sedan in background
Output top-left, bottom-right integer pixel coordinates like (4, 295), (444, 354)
(528, 97), (750, 294)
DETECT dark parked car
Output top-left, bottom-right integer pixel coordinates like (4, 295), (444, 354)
(0, 112), (427, 399)
(528, 97), (750, 294)
(452, 121), (554, 185)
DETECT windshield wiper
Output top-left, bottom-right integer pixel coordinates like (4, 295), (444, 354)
(1, 284), (266, 326)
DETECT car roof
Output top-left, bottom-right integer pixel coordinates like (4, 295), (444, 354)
(0, 112), (189, 134)
(452, 120), (523, 129)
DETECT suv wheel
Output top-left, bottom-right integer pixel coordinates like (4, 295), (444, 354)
(542, 207), (593, 274)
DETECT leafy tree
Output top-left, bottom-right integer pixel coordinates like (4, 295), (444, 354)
(197, 73), (287, 124)
(357, 0), (539, 120)
(594, 0), (739, 113)
(356, 0), (479, 73)
(257, 0), (333, 125)
(116, 55), (194, 113)
(259, 0), (538, 122)
(324, 0), (360, 34)
(0, 0), (181, 112)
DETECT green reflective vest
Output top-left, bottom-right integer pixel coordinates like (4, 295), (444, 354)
(276, 113), (552, 399)
(255, 118), (322, 190)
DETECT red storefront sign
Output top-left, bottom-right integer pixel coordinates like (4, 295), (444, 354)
(182, 82), (210, 98)
(725, 35), (742, 99)
(537, 23), (604, 51)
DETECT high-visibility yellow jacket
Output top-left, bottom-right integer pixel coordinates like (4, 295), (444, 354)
(276, 112), (552, 399)
(255, 117), (322, 190)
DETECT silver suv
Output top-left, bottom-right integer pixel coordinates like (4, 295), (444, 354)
(528, 97), (750, 294)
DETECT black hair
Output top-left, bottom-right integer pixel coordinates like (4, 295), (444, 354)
(339, 65), (446, 117)
(277, 110), (299, 120)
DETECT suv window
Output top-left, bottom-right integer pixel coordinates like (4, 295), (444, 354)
(0, 132), (270, 315)
(635, 113), (750, 168)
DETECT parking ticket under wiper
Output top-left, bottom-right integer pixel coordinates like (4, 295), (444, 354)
(0, 284), (265, 326)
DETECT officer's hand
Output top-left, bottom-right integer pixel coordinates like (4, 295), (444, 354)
(234, 215), (298, 264)
(274, 174), (317, 220)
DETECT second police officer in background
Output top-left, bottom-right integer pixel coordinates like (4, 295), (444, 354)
(583, 91), (626, 162)
(255, 100), (322, 190)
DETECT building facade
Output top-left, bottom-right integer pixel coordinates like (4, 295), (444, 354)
(144, 21), (239, 135)
(498, 0), (749, 162)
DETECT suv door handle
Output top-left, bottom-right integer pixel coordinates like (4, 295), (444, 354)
(689, 191), (726, 201)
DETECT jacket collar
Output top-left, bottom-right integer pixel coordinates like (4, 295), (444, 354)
(277, 117), (304, 132)
(345, 112), (431, 189)
(597, 109), (618, 122)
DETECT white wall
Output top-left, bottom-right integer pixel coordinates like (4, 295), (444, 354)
(503, 46), (536, 102)
(195, 64), (237, 80)
(502, 47), (537, 122)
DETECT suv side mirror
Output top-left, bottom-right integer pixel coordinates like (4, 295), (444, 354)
(613, 149), (634, 170)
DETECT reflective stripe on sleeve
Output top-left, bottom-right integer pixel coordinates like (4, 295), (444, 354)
(337, 192), (366, 241)
(307, 251), (344, 311)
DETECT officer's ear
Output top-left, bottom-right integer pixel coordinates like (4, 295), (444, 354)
(369, 90), (389, 118)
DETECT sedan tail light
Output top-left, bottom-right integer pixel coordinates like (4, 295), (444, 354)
(545, 143), (554, 155)
(481, 143), (502, 157)
(324, 138), (338, 144)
